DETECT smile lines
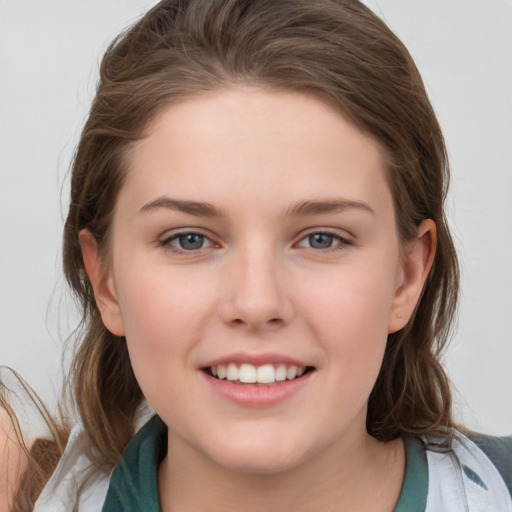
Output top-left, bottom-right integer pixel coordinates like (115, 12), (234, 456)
(206, 363), (309, 384)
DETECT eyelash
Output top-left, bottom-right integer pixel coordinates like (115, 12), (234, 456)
(158, 229), (352, 255)
(296, 230), (352, 251)
(158, 231), (216, 254)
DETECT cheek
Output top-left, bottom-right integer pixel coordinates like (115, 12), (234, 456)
(114, 268), (219, 419)
(299, 260), (396, 336)
(114, 265), (215, 374)
(295, 259), (397, 385)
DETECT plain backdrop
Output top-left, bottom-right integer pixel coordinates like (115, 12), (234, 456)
(1, 0), (511, 435)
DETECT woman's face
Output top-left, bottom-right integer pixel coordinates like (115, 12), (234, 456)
(85, 87), (431, 473)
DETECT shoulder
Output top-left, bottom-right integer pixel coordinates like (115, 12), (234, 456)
(469, 432), (512, 497)
(422, 430), (512, 511)
(0, 407), (28, 512)
(33, 425), (111, 512)
(35, 407), (155, 511)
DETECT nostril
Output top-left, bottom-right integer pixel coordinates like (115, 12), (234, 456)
(229, 317), (283, 328)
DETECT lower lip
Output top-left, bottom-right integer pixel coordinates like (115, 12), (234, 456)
(201, 371), (313, 407)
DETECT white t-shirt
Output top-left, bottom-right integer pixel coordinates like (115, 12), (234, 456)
(33, 421), (512, 512)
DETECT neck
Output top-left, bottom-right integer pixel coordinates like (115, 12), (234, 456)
(158, 430), (405, 512)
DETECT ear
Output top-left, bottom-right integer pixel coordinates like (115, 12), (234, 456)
(388, 219), (437, 333)
(79, 229), (126, 336)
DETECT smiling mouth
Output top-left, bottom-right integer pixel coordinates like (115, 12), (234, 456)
(203, 363), (314, 385)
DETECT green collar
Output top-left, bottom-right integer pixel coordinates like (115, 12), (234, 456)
(393, 436), (428, 512)
(102, 416), (166, 512)
(102, 417), (428, 512)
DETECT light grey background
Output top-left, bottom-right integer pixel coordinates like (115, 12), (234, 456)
(1, 1), (511, 435)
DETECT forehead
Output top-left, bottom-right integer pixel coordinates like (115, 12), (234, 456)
(120, 87), (393, 221)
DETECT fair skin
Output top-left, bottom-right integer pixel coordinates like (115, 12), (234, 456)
(0, 408), (28, 512)
(81, 88), (436, 511)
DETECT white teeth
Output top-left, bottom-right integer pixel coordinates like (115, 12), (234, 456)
(286, 366), (297, 380)
(212, 363), (307, 384)
(256, 364), (275, 384)
(239, 363), (257, 383)
(226, 363), (239, 381)
(275, 364), (287, 381)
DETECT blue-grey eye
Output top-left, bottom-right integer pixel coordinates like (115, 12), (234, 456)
(177, 233), (206, 250)
(307, 233), (335, 249)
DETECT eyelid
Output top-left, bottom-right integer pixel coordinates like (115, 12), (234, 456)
(156, 227), (353, 253)
(158, 228), (219, 253)
(294, 228), (353, 249)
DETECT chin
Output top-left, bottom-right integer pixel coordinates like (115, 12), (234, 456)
(204, 434), (311, 475)
(219, 453), (304, 475)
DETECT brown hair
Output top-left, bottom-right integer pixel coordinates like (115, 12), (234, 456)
(63, 0), (459, 472)
(1, 367), (69, 511)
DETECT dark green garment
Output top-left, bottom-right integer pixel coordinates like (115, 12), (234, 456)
(393, 436), (428, 512)
(101, 416), (511, 512)
(102, 416), (167, 512)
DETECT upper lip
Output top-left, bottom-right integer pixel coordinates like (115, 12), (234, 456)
(200, 352), (311, 369)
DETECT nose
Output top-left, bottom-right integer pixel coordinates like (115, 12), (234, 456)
(218, 244), (294, 331)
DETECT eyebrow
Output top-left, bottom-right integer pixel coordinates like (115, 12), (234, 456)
(140, 197), (223, 217)
(285, 198), (375, 217)
(139, 196), (375, 218)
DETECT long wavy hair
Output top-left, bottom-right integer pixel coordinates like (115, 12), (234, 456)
(1, 367), (69, 512)
(60, 0), (461, 484)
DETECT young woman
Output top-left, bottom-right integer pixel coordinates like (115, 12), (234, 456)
(2, 0), (511, 510)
